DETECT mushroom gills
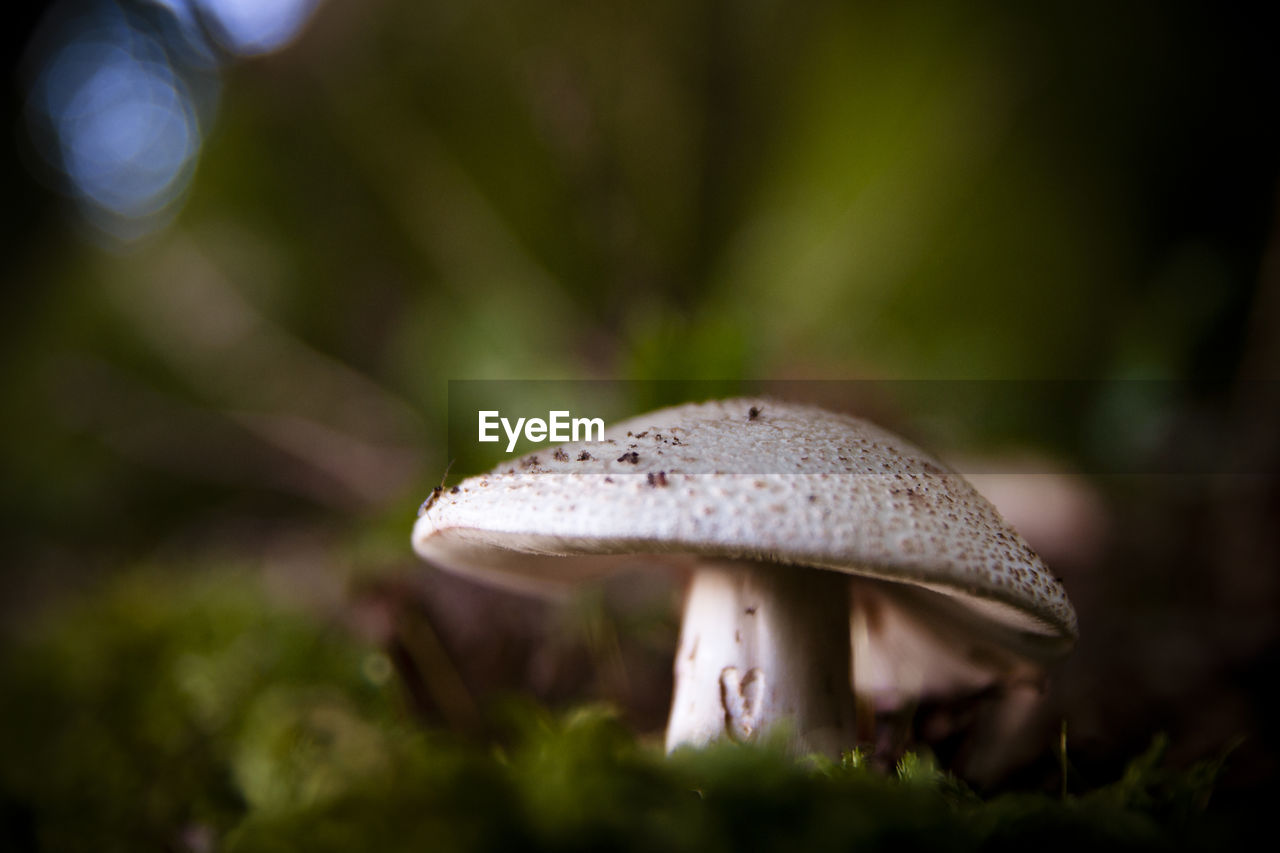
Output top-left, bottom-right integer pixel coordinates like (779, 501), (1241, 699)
(850, 580), (1045, 713)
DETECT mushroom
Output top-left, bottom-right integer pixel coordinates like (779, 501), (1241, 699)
(411, 398), (1076, 754)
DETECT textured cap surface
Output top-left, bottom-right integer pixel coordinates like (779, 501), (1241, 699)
(413, 398), (1077, 656)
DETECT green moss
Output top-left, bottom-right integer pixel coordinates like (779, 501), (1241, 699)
(0, 571), (1245, 852)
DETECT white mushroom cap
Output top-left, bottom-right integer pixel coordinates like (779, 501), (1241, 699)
(412, 398), (1077, 659)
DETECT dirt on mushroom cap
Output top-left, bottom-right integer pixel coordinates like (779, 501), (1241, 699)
(413, 398), (1077, 655)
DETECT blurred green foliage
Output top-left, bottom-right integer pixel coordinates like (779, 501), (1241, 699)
(0, 569), (406, 850)
(0, 570), (1241, 852)
(3, 0), (1274, 573)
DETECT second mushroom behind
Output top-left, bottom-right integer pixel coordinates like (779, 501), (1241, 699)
(412, 398), (1077, 755)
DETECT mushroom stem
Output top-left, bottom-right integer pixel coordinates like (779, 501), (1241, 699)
(665, 560), (856, 755)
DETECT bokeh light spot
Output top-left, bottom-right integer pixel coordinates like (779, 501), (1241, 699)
(195, 0), (320, 56)
(22, 0), (323, 242)
(56, 47), (198, 218)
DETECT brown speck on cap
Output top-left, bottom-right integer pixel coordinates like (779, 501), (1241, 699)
(577, 451), (593, 461)
(617, 451), (640, 464)
(748, 406), (761, 420)
(553, 449), (569, 462)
